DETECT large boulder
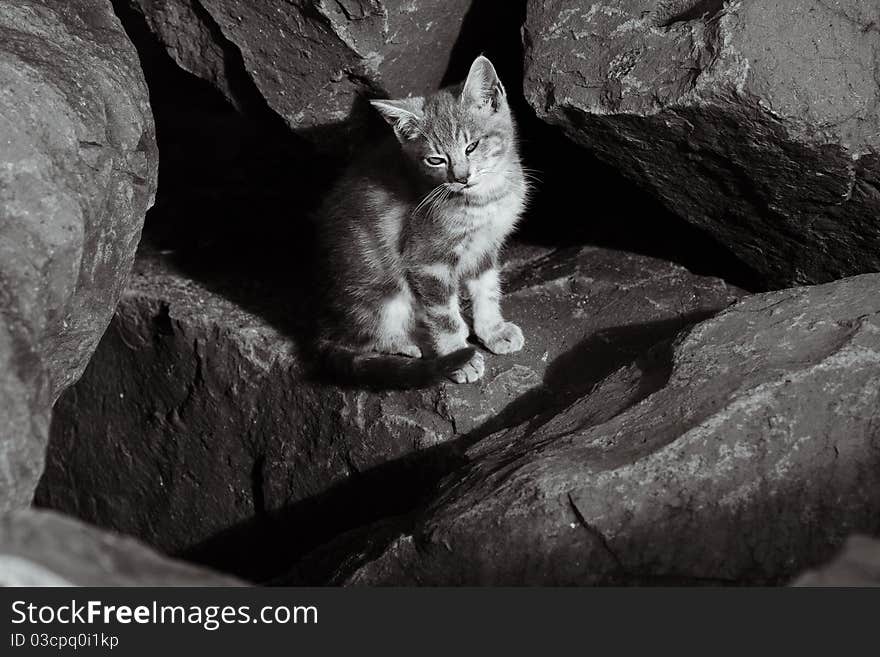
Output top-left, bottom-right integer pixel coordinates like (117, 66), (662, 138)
(523, 0), (880, 288)
(37, 243), (741, 581)
(0, 509), (241, 585)
(119, 0), (515, 133)
(326, 273), (880, 585)
(0, 0), (158, 510)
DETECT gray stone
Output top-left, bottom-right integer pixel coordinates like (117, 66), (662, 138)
(331, 273), (880, 585)
(123, 0), (485, 133)
(0, 0), (158, 510)
(523, 0), (880, 288)
(791, 535), (880, 587)
(38, 244), (741, 581)
(0, 509), (241, 586)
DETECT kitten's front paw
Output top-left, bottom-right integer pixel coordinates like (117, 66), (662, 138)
(448, 350), (485, 384)
(395, 344), (422, 358)
(481, 322), (524, 355)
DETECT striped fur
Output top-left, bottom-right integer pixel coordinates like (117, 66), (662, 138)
(316, 56), (527, 385)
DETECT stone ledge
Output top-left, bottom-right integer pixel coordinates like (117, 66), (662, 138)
(37, 243), (741, 581)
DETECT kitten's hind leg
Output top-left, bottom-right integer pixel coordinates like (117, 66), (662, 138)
(374, 289), (422, 358)
(466, 267), (524, 355)
(408, 264), (485, 383)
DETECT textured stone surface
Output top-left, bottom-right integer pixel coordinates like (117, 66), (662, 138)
(324, 274), (880, 585)
(37, 243), (741, 581)
(523, 0), (880, 287)
(0, 509), (241, 586)
(791, 535), (880, 587)
(122, 0), (492, 133)
(0, 0), (158, 510)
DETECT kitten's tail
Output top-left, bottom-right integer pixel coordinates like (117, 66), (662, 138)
(316, 341), (475, 389)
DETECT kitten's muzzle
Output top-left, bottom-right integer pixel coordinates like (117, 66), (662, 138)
(450, 162), (470, 185)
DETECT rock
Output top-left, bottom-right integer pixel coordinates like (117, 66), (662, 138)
(120, 0), (505, 134)
(523, 0), (880, 288)
(0, 509), (241, 585)
(0, 0), (158, 510)
(37, 243), (741, 581)
(330, 273), (880, 585)
(791, 535), (880, 587)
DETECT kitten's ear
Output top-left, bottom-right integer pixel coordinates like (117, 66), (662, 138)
(370, 97), (424, 141)
(461, 55), (506, 111)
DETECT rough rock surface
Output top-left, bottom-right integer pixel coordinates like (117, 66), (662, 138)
(323, 274), (880, 585)
(0, 0), (158, 510)
(523, 0), (880, 288)
(0, 509), (241, 585)
(37, 243), (741, 581)
(791, 535), (880, 587)
(121, 0), (500, 133)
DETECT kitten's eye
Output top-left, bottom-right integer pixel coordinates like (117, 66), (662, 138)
(425, 156), (446, 166)
(465, 140), (480, 155)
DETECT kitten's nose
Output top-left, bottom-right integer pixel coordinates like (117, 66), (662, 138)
(450, 164), (469, 185)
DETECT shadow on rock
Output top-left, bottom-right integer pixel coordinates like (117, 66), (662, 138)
(114, 0), (394, 385)
(463, 312), (715, 445)
(179, 315), (695, 583)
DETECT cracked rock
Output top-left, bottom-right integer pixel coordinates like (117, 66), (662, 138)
(321, 273), (880, 585)
(0, 0), (157, 510)
(523, 0), (880, 287)
(0, 509), (241, 585)
(37, 243), (740, 581)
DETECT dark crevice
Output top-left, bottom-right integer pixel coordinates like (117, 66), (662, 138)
(251, 454), (267, 519)
(152, 302), (174, 337)
(653, 0), (726, 28)
(188, 0), (272, 116)
(567, 493), (625, 574)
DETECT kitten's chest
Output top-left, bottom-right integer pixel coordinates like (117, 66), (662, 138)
(462, 187), (524, 228)
(452, 191), (524, 275)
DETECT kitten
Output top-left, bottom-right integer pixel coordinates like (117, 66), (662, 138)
(316, 55), (527, 387)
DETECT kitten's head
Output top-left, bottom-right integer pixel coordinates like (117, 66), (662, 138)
(370, 56), (516, 198)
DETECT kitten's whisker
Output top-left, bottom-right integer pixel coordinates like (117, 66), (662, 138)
(428, 185), (451, 213)
(411, 183), (447, 217)
(520, 167), (544, 180)
(414, 182), (455, 217)
(425, 185), (452, 216)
